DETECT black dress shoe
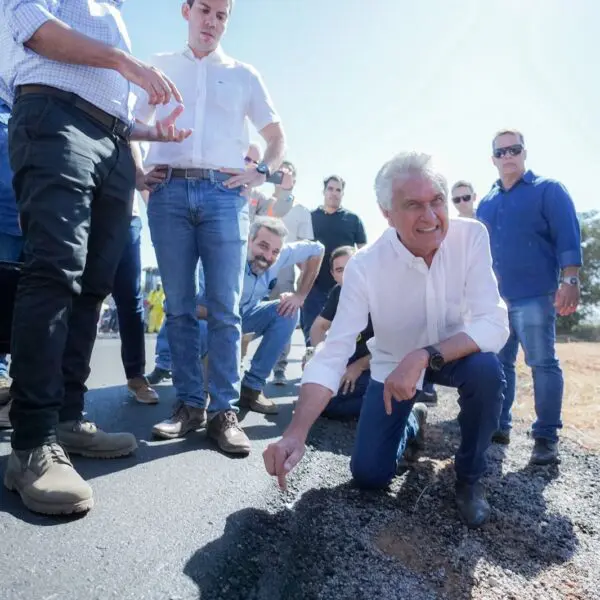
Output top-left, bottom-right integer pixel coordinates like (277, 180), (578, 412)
(530, 438), (560, 465)
(455, 481), (491, 529)
(491, 430), (510, 445)
(146, 367), (172, 385)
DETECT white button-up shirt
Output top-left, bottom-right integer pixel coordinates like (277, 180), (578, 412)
(0, 1), (133, 121)
(302, 218), (509, 393)
(133, 46), (280, 170)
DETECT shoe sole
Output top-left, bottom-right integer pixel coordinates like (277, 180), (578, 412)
(4, 474), (94, 515)
(207, 431), (251, 455)
(151, 423), (206, 440)
(128, 389), (159, 405)
(62, 442), (138, 459)
(530, 456), (561, 466)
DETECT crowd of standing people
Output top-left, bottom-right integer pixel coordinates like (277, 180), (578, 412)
(0, 0), (582, 531)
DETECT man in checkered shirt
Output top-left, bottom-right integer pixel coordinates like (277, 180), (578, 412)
(0, 0), (191, 517)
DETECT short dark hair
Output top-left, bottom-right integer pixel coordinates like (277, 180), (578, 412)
(323, 175), (345, 191)
(281, 160), (297, 179)
(329, 245), (355, 270)
(492, 129), (525, 150)
(187, 0), (234, 9)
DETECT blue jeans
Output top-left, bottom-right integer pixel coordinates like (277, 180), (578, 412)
(112, 216), (145, 380)
(498, 294), (563, 442)
(301, 286), (330, 345)
(155, 318), (208, 371)
(351, 353), (504, 488)
(241, 300), (299, 392)
(0, 232), (24, 379)
(147, 176), (249, 412)
(323, 368), (371, 419)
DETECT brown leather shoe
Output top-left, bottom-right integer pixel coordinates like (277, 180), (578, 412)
(128, 376), (159, 404)
(57, 420), (137, 459)
(239, 385), (278, 414)
(207, 410), (251, 455)
(152, 401), (207, 440)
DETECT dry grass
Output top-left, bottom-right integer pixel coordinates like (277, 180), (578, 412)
(512, 342), (600, 450)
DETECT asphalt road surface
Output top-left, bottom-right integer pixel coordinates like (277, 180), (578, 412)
(2, 333), (599, 600)
(0, 332), (307, 600)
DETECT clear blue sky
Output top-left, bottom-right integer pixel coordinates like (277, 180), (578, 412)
(122, 0), (600, 268)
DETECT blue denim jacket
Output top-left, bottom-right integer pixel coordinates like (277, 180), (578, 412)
(0, 101), (20, 237)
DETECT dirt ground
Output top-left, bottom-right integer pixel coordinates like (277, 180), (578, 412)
(512, 342), (600, 450)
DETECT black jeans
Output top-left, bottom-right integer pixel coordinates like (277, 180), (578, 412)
(8, 93), (134, 450)
(113, 216), (145, 380)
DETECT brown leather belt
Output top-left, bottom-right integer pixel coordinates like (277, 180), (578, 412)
(170, 168), (233, 182)
(14, 84), (130, 140)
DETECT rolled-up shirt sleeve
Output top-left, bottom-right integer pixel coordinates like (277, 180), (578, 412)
(273, 240), (324, 273)
(247, 66), (280, 132)
(4, 1), (58, 44)
(302, 258), (370, 393)
(461, 223), (509, 353)
(544, 181), (583, 268)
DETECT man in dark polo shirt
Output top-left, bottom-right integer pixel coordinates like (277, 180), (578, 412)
(302, 175), (367, 348)
(477, 128), (582, 466)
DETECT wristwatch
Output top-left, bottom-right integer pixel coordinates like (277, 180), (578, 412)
(424, 345), (445, 371)
(256, 162), (271, 178)
(561, 276), (579, 286)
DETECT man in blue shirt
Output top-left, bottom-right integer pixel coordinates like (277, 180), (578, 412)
(152, 217), (324, 440)
(477, 129), (582, 466)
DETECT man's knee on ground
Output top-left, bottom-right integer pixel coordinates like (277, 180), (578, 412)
(350, 455), (394, 490)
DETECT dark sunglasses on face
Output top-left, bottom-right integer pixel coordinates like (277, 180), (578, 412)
(244, 156), (258, 165)
(452, 194), (472, 204)
(493, 144), (524, 159)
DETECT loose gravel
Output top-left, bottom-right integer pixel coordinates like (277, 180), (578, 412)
(185, 386), (600, 600)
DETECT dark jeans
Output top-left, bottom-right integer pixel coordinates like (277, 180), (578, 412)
(323, 368), (371, 419)
(498, 294), (563, 442)
(113, 216), (145, 380)
(301, 285), (330, 345)
(351, 353), (504, 488)
(8, 93), (134, 450)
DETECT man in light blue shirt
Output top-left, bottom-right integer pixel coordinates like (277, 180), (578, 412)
(152, 217), (323, 439)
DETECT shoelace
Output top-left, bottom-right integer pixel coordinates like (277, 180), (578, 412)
(29, 443), (72, 468)
(222, 411), (241, 431)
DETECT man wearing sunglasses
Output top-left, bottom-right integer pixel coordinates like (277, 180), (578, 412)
(477, 129), (582, 466)
(451, 181), (477, 219)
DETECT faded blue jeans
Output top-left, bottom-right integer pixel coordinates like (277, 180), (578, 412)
(155, 318), (208, 371)
(351, 353), (504, 488)
(498, 293), (563, 442)
(147, 175), (249, 412)
(240, 300), (299, 393)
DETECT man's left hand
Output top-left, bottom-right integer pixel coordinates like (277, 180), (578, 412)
(149, 105), (193, 143)
(383, 349), (429, 415)
(278, 292), (304, 317)
(554, 283), (580, 316)
(340, 362), (364, 395)
(224, 167), (267, 190)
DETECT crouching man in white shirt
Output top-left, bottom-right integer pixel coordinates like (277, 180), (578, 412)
(263, 151), (509, 529)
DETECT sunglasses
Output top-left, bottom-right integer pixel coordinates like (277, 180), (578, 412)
(452, 195), (472, 204)
(493, 144), (524, 159)
(244, 156), (258, 165)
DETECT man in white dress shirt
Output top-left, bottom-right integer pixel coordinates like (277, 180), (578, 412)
(264, 151), (509, 528)
(136, 0), (286, 456)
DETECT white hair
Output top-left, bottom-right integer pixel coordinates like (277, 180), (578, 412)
(374, 151), (449, 211)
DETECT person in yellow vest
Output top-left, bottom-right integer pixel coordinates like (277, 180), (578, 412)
(147, 284), (165, 334)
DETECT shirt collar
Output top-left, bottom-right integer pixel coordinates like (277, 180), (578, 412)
(182, 44), (234, 65)
(494, 169), (535, 191)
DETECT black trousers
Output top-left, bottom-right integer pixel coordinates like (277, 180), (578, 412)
(8, 92), (134, 450)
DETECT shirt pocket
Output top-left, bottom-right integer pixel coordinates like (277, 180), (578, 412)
(214, 80), (244, 113)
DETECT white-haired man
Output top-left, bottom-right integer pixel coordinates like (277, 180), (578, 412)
(264, 152), (509, 528)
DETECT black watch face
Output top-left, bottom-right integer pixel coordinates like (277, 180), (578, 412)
(430, 354), (444, 370)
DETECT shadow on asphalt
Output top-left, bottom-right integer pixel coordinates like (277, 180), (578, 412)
(183, 417), (578, 600)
